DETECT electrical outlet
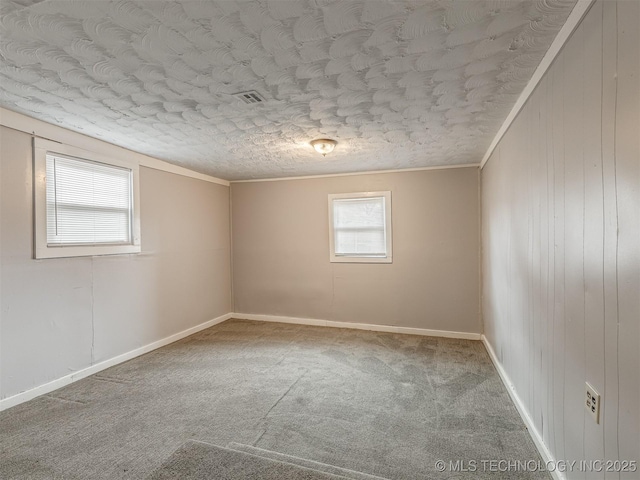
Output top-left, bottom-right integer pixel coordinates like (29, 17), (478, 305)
(585, 382), (601, 424)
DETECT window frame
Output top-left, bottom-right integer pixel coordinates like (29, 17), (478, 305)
(328, 191), (392, 264)
(33, 138), (141, 259)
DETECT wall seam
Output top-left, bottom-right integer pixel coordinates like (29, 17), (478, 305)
(478, 166), (483, 334)
(598, 1), (607, 459)
(228, 185), (235, 314)
(90, 258), (95, 365)
(612, 0), (621, 462)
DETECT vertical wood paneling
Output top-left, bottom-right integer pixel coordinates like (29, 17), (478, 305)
(600, 3), (620, 478)
(544, 71), (557, 455)
(581, 3), (606, 477)
(551, 53), (567, 463)
(481, 1), (639, 478)
(562, 21), (587, 469)
(613, 2), (640, 477)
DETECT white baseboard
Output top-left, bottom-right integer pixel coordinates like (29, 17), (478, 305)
(0, 313), (233, 411)
(481, 335), (564, 480)
(0, 312), (480, 411)
(2, 312), (556, 478)
(233, 313), (482, 340)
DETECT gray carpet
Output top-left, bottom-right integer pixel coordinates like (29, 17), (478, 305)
(146, 440), (348, 480)
(0, 319), (549, 479)
(226, 442), (389, 480)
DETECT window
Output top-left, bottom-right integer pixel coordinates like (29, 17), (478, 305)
(45, 155), (133, 245)
(328, 191), (392, 263)
(34, 138), (141, 259)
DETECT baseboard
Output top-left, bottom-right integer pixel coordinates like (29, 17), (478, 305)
(0, 312), (480, 411)
(233, 313), (482, 340)
(0, 312), (233, 412)
(481, 335), (564, 480)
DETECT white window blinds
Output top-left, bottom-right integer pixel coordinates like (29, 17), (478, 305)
(45, 154), (133, 246)
(332, 196), (387, 256)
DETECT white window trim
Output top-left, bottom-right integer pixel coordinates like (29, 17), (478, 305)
(33, 138), (141, 259)
(328, 191), (392, 264)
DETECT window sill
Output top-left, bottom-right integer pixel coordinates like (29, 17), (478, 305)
(329, 255), (392, 264)
(35, 244), (141, 259)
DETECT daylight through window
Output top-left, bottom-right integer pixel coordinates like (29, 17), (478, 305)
(328, 192), (392, 263)
(46, 154), (133, 246)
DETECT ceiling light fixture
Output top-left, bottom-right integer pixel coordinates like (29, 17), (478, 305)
(310, 138), (337, 156)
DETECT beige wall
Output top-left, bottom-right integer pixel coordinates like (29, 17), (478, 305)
(0, 125), (232, 401)
(481, 0), (639, 475)
(232, 167), (480, 333)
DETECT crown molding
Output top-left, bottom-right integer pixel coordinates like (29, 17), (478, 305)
(480, 0), (596, 169)
(0, 108), (230, 186)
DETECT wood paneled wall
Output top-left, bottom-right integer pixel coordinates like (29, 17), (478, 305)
(481, 1), (639, 478)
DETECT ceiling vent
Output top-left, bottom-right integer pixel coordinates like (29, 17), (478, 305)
(233, 91), (266, 104)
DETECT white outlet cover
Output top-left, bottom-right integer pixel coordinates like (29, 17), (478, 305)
(585, 382), (601, 424)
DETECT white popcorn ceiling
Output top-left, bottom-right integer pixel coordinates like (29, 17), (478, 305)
(0, 0), (577, 180)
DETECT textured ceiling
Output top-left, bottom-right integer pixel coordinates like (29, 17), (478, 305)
(0, 0), (577, 180)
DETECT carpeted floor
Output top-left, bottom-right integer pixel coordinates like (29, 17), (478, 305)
(0, 319), (549, 479)
(146, 439), (391, 479)
(146, 440), (348, 480)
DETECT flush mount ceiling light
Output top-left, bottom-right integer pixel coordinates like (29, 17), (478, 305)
(310, 139), (337, 156)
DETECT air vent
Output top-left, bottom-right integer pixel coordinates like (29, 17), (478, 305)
(233, 91), (266, 104)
